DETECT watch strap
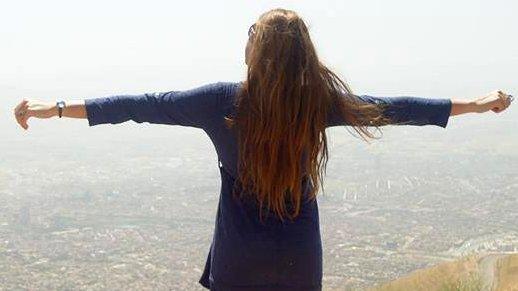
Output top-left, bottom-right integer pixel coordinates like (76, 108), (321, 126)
(57, 101), (65, 118)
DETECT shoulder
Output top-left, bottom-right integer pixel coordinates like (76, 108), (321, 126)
(208, 81), (243, 106)
(202, 82), (242, 120)
(160, 81), (242, 106)
(210, 81), (242, 97)
(182, 81), (242, 101)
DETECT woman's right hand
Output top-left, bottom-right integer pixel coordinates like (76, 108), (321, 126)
(473, 90), (513, 114)
(13, 99), (57, 130)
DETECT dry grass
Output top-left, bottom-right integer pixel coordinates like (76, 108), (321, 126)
(370, 256), (480, 291)
(370, 254), (518, 291)
(439, 272), (483, 291)
(495, 254), (518, 290)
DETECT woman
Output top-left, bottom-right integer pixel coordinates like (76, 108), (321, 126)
(13, 8), (513, 291)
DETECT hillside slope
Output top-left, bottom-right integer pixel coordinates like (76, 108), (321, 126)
(370, 254), (518, 291)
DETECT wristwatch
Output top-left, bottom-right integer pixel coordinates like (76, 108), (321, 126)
(57, 101), (66, 118)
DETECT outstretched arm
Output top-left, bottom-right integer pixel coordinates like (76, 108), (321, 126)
(326, 90), (513, 128)
(13, 83), (227, 130)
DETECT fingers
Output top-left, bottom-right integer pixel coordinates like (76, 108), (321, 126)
(13, 99), (30, 130)
(14, 101), (24, 129)
(497, 91), (507, 107)
(14, 99), (25, 113)
(492, 91), (513, 113)
(21, 113), (30, 130)
(14, 99), (28, 117)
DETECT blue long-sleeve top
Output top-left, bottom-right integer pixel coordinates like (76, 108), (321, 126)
(84, 81), (452, 290)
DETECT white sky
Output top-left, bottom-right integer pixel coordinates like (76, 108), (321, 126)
(1, 0), (516, 110)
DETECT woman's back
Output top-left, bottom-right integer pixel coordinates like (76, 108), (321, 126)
(197, 82), (324, 290)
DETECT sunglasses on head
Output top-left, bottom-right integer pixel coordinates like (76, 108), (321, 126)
(248, 23), (257, 37)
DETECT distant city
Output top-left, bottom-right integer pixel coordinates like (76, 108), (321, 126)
(1, 112), (517, 290)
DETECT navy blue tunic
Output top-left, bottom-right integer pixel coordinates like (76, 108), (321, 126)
(84, 81), (452, 290)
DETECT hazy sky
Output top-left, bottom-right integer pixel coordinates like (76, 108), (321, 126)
(1, 0), (516, 126)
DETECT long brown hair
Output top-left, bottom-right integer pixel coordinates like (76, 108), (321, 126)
(225, 8), (392, 221)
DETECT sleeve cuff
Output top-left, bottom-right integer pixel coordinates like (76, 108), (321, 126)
(84, 98), (106, 126)
(433, 98), (452, 128)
